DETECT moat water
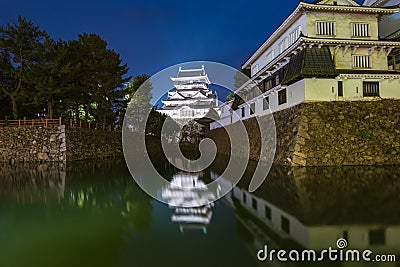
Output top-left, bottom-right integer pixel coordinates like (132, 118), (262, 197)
(0, 157), (399, 267)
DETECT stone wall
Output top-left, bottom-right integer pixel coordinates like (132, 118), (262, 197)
(66, 128), (122, 161)
(0, 126), (122, 162)
(207, 100), (400, 166)
(0, 126), (66, 163)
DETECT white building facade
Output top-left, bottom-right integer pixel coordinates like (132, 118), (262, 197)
(157, 66), (217, 120)
(211, 0), (400, 130)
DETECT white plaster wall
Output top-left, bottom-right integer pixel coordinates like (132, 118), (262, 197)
(209, 77), (400, 130)
(306, 12), (379, 40)
(304, 78), (338, 101)
(251, 15), (307, 77)
(380, 79), (400, 99)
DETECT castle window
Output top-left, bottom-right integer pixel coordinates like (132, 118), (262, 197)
(266, 50), (275, 64)
(265, 205), (272, 220)
(281, 216), (290, 234)
(263, 96), (269, 110)
(352, 23), (370, 37)
(353, 55), (371, 68)
(252, 197), (257, 210)
(252, 64), (259, 75)
(250, 102), (255, 115)
(316, 21), (336, 36)
(241, 107), (245, 117)
(180, 108), (194, 117)
(279, 38), (289, 54)
(363, 82), (379, 97)
(369, 229), (386, 245)
(278, 89), (287, 105)
(338, 81), (343, 97)
(289, 26), (301, 45)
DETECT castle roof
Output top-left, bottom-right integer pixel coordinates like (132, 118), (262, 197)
(177, 65), (206, 78)
(282, 47), (337, 85)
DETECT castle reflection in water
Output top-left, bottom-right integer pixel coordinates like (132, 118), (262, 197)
(161, 172), (216, 234)
(156, 155), (400, 267)
(0, 158), (399, 267)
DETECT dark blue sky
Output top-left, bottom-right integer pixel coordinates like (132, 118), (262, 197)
(1, 0), (362, 78)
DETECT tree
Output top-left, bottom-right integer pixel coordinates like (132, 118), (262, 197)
(0, 16), (50, 119)
(123, 74), (153, 133)
(23, 38), (67, 119)
(65, 33), (129, 125)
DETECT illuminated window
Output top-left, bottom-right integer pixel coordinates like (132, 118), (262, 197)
(352, 23), (370, 37)
(266, 50), (275, 64)
(180, 108), (194, 117)
(289, 26), (302, 45)
(353, 55), (371, 68)
(279, 38), (289, 54)
(316, 21), (336, 36)
(252, 64), (259, 75)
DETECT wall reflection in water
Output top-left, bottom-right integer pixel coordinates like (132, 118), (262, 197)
(0, 162), (66, 203)
(211, 157), (400, 266)
(0, 160), (153, 267)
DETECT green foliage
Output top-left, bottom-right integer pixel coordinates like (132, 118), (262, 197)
(0, 17), (130, 125)
(0, 16), (51, 119)
(145, 107), (180, 137)
(226, 91), (235, 100)
(122, 75), (153, 132)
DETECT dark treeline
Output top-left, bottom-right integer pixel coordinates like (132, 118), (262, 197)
(0, 16), (150, 127)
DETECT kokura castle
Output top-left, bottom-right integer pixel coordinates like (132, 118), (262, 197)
(211, 0), (400, 130)
(157, 65), (218, 121)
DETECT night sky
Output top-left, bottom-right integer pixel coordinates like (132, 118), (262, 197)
(1, 0), (363, 78)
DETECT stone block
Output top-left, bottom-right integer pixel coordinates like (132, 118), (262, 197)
(294, 142), (302, 151)
(58, 133), (66, 140)
(292, 155), (307, 166)
(293, 151), (307, 159)
(37, 152), (49, 161)
(298, 131), (310, 140)
(296, 137), (306, 145)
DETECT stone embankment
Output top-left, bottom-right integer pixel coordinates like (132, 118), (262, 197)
(207, 100), (400, 166)
(0, 126), (122, 162)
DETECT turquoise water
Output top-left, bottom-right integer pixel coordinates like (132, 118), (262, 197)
(0, 158), (399, 267)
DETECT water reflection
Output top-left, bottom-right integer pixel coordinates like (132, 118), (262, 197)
(0, 158), (399, 267)
(0, 162), (66, 203)
(212, 160), (400, 266)
(161, 172), (215, 234)
(0, 160), (152, 267)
